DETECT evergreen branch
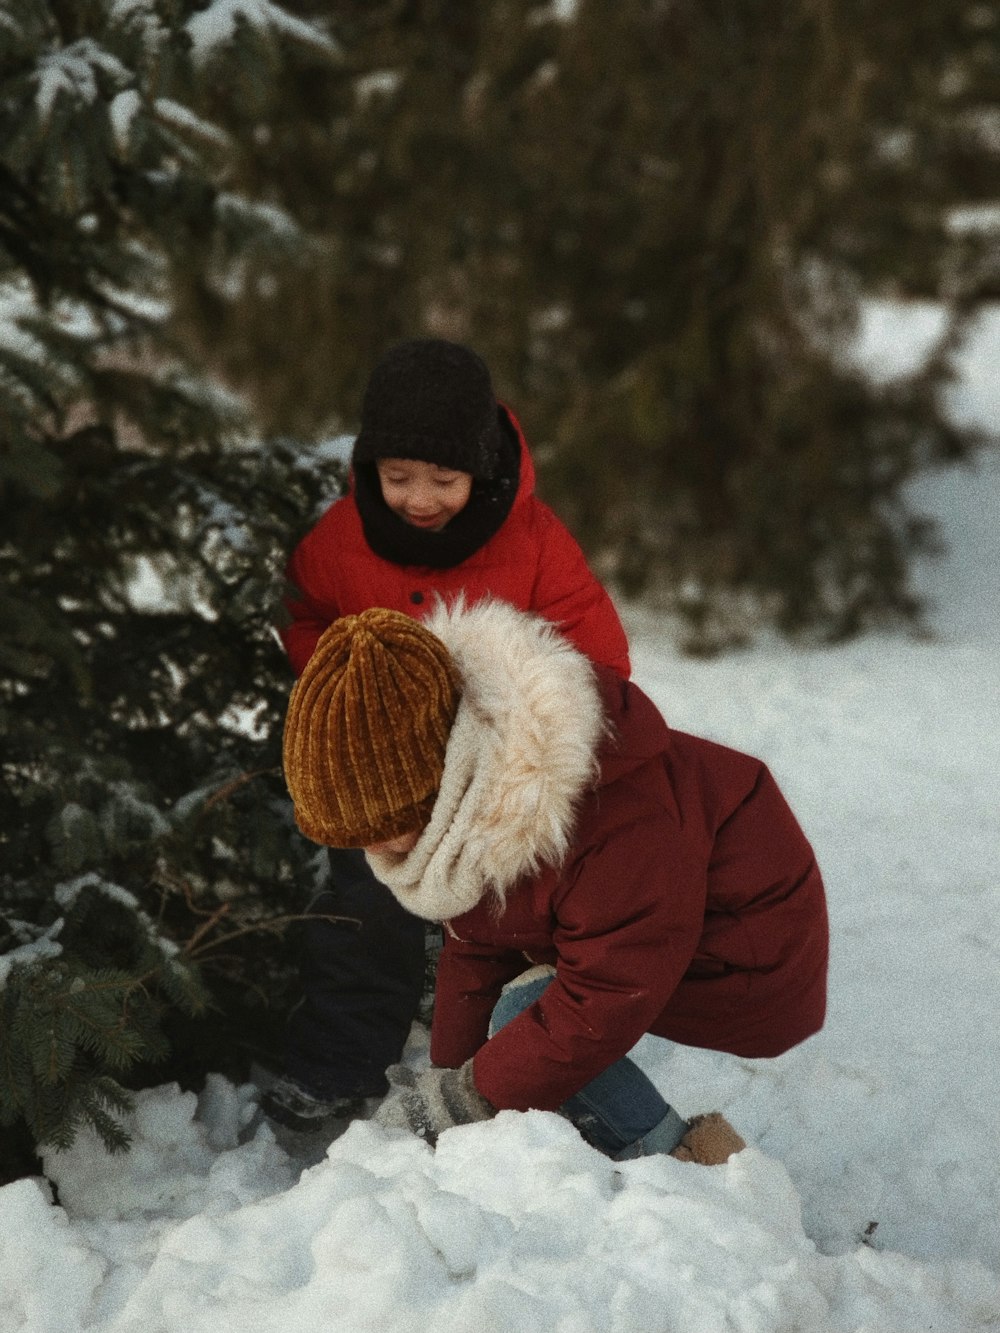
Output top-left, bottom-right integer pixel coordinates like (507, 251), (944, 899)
(199, 767), (282, 814)
(78, 1099), (131, 1154)
(184, 911), (361, 961)
(185, 900), (230, 953)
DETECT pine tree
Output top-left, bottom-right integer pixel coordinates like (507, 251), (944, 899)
(0, 0), (341, 1163)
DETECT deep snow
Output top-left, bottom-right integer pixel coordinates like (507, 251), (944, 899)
(1, 306), (998, 1333)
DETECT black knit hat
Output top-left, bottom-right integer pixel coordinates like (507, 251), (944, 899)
(353, 339), (503, 480)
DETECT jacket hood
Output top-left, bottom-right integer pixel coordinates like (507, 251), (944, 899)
(593, 667), (672, 786)
(500, 404), (537, 510)
(367, 597), (604, 921)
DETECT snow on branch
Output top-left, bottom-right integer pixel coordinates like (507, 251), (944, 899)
(0, 925), (63, 989)
(186, 0), (341, 61)
(33, 39), (131, 122)
(153, 98), (231, 150)
(55, 873), (182, 962)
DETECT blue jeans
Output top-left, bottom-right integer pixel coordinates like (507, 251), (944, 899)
(488, 971), (689, 1160)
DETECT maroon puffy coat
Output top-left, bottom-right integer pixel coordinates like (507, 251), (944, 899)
(279, 410), (630, 678)
(430, 670), (829, 1113)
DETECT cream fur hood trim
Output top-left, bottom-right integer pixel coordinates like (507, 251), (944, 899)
(366, 598), (605, 922)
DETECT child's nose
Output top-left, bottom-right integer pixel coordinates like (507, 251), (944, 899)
(409, 484), (438, 511)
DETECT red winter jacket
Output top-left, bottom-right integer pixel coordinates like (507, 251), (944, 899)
(279, 410), (630, 678)
(430, 670), (829, 1113)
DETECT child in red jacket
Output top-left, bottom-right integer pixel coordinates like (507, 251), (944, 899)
(279, 339), (629, 678)
(265, 339), (630, 1145)
(281, 603), (830, 1165)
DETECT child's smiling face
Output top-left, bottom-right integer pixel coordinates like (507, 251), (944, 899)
(376, 458), (474, 531)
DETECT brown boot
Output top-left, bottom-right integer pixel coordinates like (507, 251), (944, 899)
(670, 1112), (746, 1165)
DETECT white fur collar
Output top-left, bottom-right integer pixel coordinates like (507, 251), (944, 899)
(366, 598), (605, 922)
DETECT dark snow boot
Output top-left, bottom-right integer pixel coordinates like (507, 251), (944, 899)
(258, 1075), (380, 1164)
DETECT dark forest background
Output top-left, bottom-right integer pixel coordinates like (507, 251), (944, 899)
(1, 0), (997, 1173)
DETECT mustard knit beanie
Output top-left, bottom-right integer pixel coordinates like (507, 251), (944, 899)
(283, 608), (461, 847)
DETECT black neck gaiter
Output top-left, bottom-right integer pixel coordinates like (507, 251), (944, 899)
(353, 411), (521, 570)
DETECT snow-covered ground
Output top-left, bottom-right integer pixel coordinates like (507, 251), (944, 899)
(1, 308), (998, 1332)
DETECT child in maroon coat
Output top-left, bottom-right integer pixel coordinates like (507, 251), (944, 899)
(282, 602), (830, 1165)
(265, 340), (630, 1143)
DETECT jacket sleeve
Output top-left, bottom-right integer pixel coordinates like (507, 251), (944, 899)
(277, 511), (343, 676)
(530, 506), (631, 678)
(430, 936), (529, 1069)
(470, 813), (708, 1112)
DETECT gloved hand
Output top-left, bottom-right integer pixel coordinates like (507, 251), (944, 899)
(373, 1061), (495, 1146)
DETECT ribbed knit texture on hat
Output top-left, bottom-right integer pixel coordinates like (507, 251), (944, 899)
(283, 608), (462, 847)
(352, 338), (503, 479)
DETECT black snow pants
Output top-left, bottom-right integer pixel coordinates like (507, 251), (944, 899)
(282, 848), (426, 1100)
